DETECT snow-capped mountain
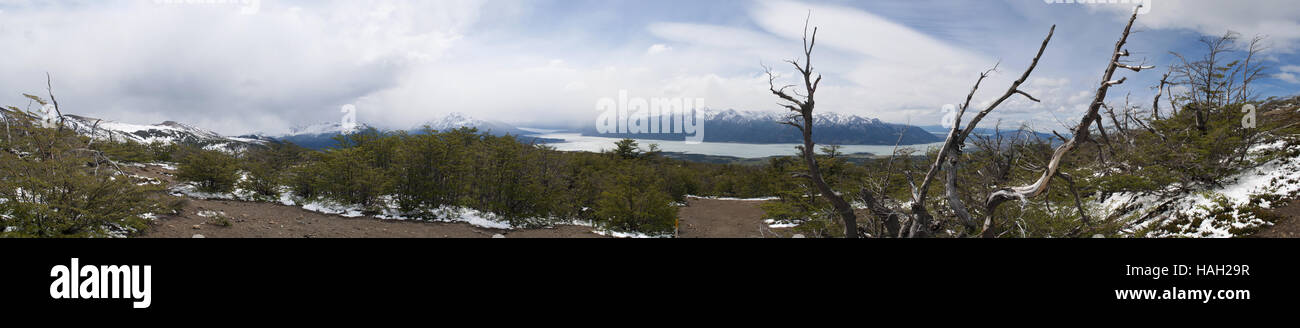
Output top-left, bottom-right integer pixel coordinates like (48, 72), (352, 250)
(267, 121), (376, 150)
(61, 115), (268, 152)
(281, 121), (370, 137)
(582, 108), (943, 145)
(271, 112), (558, 150)
(413, 112), (531, 136)
(700, 109), (882, 126)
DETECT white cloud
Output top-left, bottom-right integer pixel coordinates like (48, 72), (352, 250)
(5, 0), (1256, 135)
(1277, 73), (1299, 84)
(1100, 0), (1300, 51)
(646, 44), (671, 55)
(1279, 65), (1300, 84)
(1279, 65), (1300, 83)
(0, 0), (488, 134)
(640, 0), (1015, 127)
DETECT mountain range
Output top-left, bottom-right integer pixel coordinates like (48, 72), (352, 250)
(271, 112), (560, 150)
(916, 125), (1059, 142)
(412, 112), (535, 136)
(579, 109), (944, 145)
(270, 121), (374, 150)
(48, 111), (1062, 154)
(60, 115), (269, 153)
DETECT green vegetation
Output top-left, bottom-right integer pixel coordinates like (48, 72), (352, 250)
(237, 142), (310, 201)
(269, 130), (782, 234)
(0, 107), (164, 237)
(175, 148), (241, 194)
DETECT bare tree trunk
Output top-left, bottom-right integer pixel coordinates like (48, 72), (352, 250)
(1239, 35), (1269, 103)
(766, 14), (859, 238)
(46, 73), (65, 133)
(1153, 72), (1170, 120)
(859, 189), (901, 237)
(1094, 109), (1115, 158)
(1059, 172), (1090, 236)
(944, 156), (974, 231)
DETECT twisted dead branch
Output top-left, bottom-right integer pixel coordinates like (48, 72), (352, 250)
(984, 5), (1149, 237)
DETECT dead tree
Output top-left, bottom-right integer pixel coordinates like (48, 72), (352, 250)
(899, 25), (1056, 237)
(984, 5), (1151, 237)
(1152, 71), (1170, 120)
(45, 72), (66, 132)
(1238, 35), (1270, 103)
(1170, 31), (1239, 133)
(766, 15), (859, 238)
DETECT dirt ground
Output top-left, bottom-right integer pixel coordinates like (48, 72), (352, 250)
(137, 164), (1300, 239)
(1252, 199), (1300, 238)
(677, 198), (793, 238)
(143, 196), (791, 239)
(142, 198), (609, 238)
(145, 197), (800, 239)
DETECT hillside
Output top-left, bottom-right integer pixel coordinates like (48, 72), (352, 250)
(59, 114), (268, 153)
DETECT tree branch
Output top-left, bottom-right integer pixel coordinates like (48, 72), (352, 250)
(984, 5), (1147, 237)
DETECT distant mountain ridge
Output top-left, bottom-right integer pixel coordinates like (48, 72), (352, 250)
(268, 121), (376, 150)
(412, 112), (534, 136)
(271, 112), (560, 150)
(60, 114), (268, 153)
(580, 109), (943, 145)
(916, 125), (1058, 142)
(282, 121), (368, 137)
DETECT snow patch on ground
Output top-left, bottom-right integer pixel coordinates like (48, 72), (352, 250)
(300, 200), (365, 218)
(278, 192), (297, 206)
(147, 162), (178, 171)
(1107, 138), (1300, 238)
(130, 174), (163, 186)
(196, 210), (224, 218)
(374, 205), (516, 230)
(170, 184), (239, 200)
(764, 218), (800, 229)
(427, 206), (516, 230)
(591, 229), (663, 238)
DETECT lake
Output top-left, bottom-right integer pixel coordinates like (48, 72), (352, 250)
(527, 131), (948, 159)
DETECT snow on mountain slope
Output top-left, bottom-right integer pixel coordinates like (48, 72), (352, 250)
(699, 109), (883, 126)
(414, 112), (530, 136)
(271, 112), (550, 150)
(584, 108), (941, 145)
(278, 121), (370, 137)
(61, 115), (267, 152)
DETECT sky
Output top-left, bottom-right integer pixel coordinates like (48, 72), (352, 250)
(0, 0), (1298, 135)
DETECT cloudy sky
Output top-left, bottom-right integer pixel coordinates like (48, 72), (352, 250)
(1, 0), (1298, 135)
